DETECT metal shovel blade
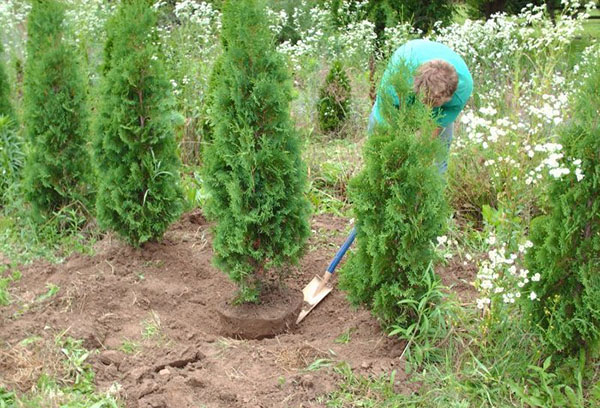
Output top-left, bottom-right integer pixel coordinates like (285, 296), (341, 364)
(296, 275), (333, 324)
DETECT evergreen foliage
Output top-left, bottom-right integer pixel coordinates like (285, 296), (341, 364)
(339, 67), (449, 327)
(203, 0), (311, 303)
(524, 56), (600, 356)
(23, 0), (91, 222)
(0, 42), (14, 121)
(94, 0), (183, 246)
(318, 61), (351, 134)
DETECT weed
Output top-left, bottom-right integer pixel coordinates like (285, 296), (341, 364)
(305, 358), (334, 372)
(141, 311), (162, 341)
(388, 263), (459, 370)
(334, 328), (355, 344)
(36, 283), (59, 303)
(0, 277), (10, 306)
(119, 339), (141, 355)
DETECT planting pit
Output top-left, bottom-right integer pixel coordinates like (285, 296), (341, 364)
(0, 210), (477, 407)
(216, 286), (303, 339)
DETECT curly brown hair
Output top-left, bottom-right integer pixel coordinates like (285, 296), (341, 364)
(413, 59), (458, 107)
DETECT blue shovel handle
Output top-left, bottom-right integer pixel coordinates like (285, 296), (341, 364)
(326, 227), (357, 274)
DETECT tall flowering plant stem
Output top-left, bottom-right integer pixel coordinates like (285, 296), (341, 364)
(23, 0), (92, 223)
(94, 0), (183, 246)
(339, 67), (449, 327)
(203, 0), (311, 304)
(523, 49), (600, 356)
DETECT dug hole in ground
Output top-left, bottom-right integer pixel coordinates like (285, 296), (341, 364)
(0, 210), (476, 407)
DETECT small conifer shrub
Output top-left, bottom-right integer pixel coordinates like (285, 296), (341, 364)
(23, 0), (92, 222)
(339, 67), (449, 327)
(94, 0), (183, 246)
(0, 42), (14, 121)
(318, 61), (351, 134)
(523, 54), (600, 356)
(203, 0), (311, 303)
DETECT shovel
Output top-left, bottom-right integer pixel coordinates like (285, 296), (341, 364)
(296, 227), (357, 323)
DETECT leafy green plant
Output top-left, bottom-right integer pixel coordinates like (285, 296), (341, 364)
(389, 263), (457, 369)
(94, 0), (184, 247)
(339, 66), (449, 329)
(509, 353), (586, 407)
(0, 116), (23, 206)
(0, 41), (14, 120)
(523, 52), (600, 356)
(0, 277), (10, 306)
(36, 283), (59, 303)
(202, 0), (311, 303)
(334, 328), (355, 344)
(23, 0), (92, 224)
(318, 61), (351, 134)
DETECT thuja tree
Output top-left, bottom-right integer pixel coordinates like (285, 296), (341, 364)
(23, 0), (92, 222)
(318, 61), (351, 134)
(94, 0), (183, 246)
(203, 0), (311, 303)
(0, 42), (14, 120)
(523, 55), (600, 356)
(339, 69), (449, 327)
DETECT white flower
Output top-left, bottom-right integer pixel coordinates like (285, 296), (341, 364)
(436, 235), (448, 246)
(531, 273), (541, 282)
(481, 280), (494, 290)
(529, 291), (537, 301)
(476, 297), (491, 309)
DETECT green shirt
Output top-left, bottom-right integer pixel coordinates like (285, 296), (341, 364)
(372, 39), (473, 127)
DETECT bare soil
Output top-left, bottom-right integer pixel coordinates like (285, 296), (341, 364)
(0, 211), (476, 408)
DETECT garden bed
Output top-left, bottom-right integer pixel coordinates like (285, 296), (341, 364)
(0, 211), (475, 407)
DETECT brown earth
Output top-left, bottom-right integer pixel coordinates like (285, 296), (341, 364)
(0, 211), (477, 408)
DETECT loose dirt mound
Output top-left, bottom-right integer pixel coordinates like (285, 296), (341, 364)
(0, 211), (476, 407)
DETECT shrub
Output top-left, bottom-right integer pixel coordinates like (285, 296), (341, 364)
(523, 52), (600, 356)
(318, 61), (351, 134)
(339, 67), (449, 327)
(0, 42), (14, 121)
(203, 0), (311, 303)
(94, 0), (183, 246)
(23, 0), (92, 223)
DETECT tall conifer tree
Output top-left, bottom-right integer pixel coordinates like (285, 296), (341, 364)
(203, 0), (311, 303)
(339, 69), (449, 327)
(524, 55), (600, 355)
(23, 0), (91, 222)
(94, 0), (183, 246)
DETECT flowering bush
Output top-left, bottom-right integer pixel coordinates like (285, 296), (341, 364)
(439, 2), (596, 221)
(155, 0), (222, 164)
(523, 47), (600, 355)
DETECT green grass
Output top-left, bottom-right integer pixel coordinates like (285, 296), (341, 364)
(0, 335), (121, 408)
(582, 10), (600, 39)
